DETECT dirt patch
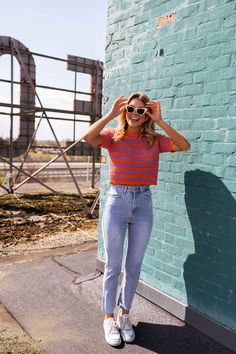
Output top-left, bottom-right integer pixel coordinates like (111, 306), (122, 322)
(0, 192), (99, 257)
(0, 327), (43, 354)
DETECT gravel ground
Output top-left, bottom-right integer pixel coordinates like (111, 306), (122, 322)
(0, 229), (98, 257)
(0, 192), (99, 257)
(0, 327), (43, 354)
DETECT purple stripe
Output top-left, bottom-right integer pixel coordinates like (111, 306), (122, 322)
(158, 134), (171, 152)
(110, 162), (158, 168)
(121, 137), (149, 145)
(110, 148), (159, 155)
(110, 155), (159, 161)
(112, 145), (158, 152)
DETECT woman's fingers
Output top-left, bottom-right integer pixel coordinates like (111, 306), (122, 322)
(118, 97), (128, 111)
(146, 100), (162, 122)
(146, 100), (160, 109)
(111, 96), (127, 116)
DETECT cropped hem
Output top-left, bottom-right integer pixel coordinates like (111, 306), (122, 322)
(110, 181), (157, 186)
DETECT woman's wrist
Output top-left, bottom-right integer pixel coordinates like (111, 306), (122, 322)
(154, 117), (164, 127)
(103, 111), (116, 122)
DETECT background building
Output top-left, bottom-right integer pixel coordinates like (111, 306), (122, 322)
(97, 0), (236, 351)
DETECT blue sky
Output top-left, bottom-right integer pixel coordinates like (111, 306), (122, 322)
(0, 0), (107, 141)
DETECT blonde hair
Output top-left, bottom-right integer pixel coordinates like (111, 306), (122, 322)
(113, 92), (157, 146)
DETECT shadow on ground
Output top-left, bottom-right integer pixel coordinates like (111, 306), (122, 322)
(133, 321), (232, 354)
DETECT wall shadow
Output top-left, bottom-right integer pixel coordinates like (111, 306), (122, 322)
(134, 170), (236, 354)
(184, 169), (236, 330)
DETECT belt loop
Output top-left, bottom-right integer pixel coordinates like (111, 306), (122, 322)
(124, 186), (127, 194)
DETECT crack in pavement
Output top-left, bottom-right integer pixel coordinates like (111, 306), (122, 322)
(51, 256), (102, 285)
(51, 256), (79, 275)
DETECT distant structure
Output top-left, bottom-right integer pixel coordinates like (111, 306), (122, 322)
(0, 36), (103, 209)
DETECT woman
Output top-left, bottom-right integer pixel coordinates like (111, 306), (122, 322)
(84, 92), (190, 347)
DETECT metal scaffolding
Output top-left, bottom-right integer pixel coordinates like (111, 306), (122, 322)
(0, 36), (103, 216)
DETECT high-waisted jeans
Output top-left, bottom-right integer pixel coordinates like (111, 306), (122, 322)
(102, 184), (153, 314)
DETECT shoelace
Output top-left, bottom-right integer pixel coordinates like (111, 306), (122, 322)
(110, 320), (119, 334)
(121, 315), (132, 330)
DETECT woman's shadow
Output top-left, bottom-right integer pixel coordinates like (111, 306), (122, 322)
(132, 169), (236, 354)
(184, 169), (236, 327)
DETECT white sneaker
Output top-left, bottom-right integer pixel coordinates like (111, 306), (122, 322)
(117, 310), (135, 343)
(103, 318), (121, 347)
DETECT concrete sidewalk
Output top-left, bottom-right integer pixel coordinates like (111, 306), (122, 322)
(0, 244), (234, 354)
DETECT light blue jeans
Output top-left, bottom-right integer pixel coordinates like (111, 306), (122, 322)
(102, 184), (153, 314)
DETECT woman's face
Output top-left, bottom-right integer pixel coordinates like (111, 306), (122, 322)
(126, 98), (148, 131)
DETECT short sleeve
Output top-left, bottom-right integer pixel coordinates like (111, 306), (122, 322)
(99, 128), (115, 149)
(157, 133), (174, 153)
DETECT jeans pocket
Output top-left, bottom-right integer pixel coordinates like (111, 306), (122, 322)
(108, 190), (123, 199)
(141, 189), (152, 208)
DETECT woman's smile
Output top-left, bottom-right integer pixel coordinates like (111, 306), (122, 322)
(126, 98), (148, 131)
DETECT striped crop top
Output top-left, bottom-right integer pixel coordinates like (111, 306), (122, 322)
(100, 128), (174, 185)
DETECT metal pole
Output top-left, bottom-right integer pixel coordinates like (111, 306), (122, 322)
(88, 191), (100, 218)
(14, 136), (83, 189)
(0, 156), (58, 194)
(15, 112), (45, 183)
(9, 42), (14, 193)
(0, 183), (9, 193)
(91, 147), (95, 189)
(73, 72), (77, 142)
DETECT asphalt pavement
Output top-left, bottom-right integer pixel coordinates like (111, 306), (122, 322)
(0, 245), (234, 354)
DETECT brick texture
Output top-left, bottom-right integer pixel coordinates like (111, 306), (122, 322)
(98, 0), (236, 332)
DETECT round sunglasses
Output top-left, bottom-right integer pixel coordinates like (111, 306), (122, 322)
(126, 105), (148, 116)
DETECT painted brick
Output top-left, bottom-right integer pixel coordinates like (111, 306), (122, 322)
(205, 81), (229, 94)
(173, 73), (193, 86)
(194, 70), (213, 83)
(197, 19), (222, 37)
(231, 53), (236, 65)
(207, 29), (235, 46)
(98, 0), (236, 335)
(212, 143), (236, 154)
(221, 66), (236, 79)
(226, 130), (236, 142)
(182, 83), (203, 96)
(162, 263), (181, 277)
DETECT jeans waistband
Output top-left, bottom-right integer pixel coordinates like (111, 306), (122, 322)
(110, 184), (150, 192)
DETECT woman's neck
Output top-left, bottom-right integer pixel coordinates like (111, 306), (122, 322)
(126, 127), (141, 134)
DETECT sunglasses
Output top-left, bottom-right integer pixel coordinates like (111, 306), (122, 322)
(126, 105), (148, 116)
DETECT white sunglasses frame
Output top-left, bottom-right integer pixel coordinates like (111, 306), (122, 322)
(126, 105), (148, 116)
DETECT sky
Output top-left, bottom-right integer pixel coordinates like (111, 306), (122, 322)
(0, 0), (107, 141)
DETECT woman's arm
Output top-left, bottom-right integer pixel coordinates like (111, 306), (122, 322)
(83, 96), (127, 146)
(146, 100), (190, 151)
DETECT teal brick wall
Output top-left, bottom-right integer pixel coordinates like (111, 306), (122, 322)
(98, 0), (236, 332)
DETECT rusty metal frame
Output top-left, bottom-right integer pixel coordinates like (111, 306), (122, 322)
(0, 37), (102, 216)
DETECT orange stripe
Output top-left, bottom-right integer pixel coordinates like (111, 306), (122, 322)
(110, 172), (156, 178)
(169, 140), (174, 152)
(110, 166), (157, 172)
(117, 141), (151, 147)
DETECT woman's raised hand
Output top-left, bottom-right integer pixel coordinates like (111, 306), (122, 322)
(146, 100), (163, 125)
(109, 96), (127, 119)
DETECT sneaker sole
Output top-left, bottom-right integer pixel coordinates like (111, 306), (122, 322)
(105, 336), (122, 347)
(121, 333), (135, 343)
